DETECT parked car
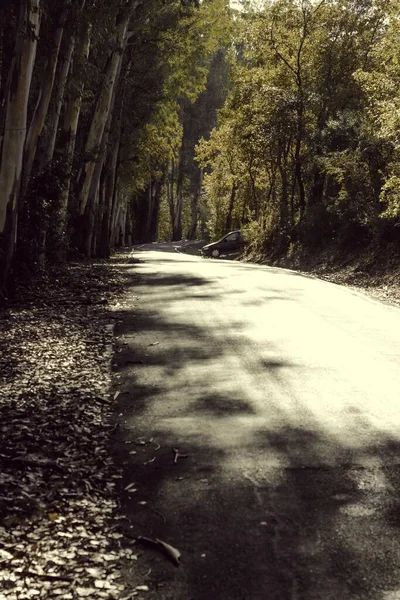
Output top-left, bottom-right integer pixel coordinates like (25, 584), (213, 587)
(201, 230), (245, 258)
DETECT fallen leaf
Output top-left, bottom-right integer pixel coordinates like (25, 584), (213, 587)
(85, 567), (103, 577)
(0, 548), (13, 561)
(76, 587), (97, 597)
(48, 512), (59, 522)
(124, 482), (137, 491)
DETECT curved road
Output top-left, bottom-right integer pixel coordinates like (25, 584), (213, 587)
(114, 246), (400, 600)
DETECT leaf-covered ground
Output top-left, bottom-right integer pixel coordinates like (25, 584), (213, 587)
(0, 256), (144, 600)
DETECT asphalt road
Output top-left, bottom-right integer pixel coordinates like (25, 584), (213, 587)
(113, 246), (400, 600)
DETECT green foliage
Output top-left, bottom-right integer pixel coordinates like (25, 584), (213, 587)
(5, 0), (400, 284)
(380, 176), (400, 218)
(197, 0), (399, 255)
(355, 1), (400, 218)
(125, 0), (232, 241)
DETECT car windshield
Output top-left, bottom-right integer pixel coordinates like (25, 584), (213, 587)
(220, 231), (240, 242)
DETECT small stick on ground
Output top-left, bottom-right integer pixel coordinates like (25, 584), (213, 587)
(172, 448), (189, 464)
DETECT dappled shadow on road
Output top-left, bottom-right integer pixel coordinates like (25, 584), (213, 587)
(130, 274), (210, 288)
(189, 393), (256, 417)
(111, 259), (400, 600)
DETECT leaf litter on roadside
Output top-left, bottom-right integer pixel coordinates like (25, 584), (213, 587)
(0, 255), (148, 599)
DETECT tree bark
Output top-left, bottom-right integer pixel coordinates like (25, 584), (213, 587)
(149, 178), (164, 242)
(98, 131), (120, 258)
(172, 149), (184, 241)
(110, 153), (122, 247)
(0, 0), (41, 293)
(76, 2), (139, 225)
(187, 167), (203, 240)
(294, 98), (306, 219)
(167, 158), (176, 234)
(20, 3), (69, 199)
(225, 182), (237, 233)
(49, 22), (91, 258)
(80, 37), (125, 258)
(37, 31), (75, 172)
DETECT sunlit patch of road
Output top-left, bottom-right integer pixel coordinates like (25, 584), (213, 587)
(127, 250), (400, 456)
(115, 248), (400, 600)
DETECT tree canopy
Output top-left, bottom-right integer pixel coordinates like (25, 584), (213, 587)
(1, 0), (400, 296)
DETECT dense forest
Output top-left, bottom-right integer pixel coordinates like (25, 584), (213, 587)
(1, 0), (400, 298)
(199, 0), (400, 263)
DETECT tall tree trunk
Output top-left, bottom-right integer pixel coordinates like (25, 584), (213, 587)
(278, 157), (289, 228)
(111, 191), (121, 247)
(76, 2), (139, 230)
(20, 3), (69, 199)
(225, 182), (237, 233)
(149, 178), (164, 242)
(110, 151), (122, 247)
(172, 151), (184, 241)
(0, 0), (41, 294)
(112, 192), (127, 247)
(80, 41), (124, 258)
(125, 207), (133, 247)
(38, 0), (87, 171)
(49, 23), (90, 258)
(37, 31), (75, 172)
(187, 167), (203, 240)
(98, 132), (120, 258)
(144, 180), (154, 241)
(294, 99), (306, 219)
(167, 159), (176, 234)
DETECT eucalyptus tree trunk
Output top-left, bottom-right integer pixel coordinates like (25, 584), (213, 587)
(20, 3), (70, 199)
(110, 151), (122, 248)
(115, 203), (127, 246)
(81, 42), (125, 258)
(187, 168), (203, 240)
(59, 25), (90, 211)
(149, 178), (164, 242)
(111, 190), (127, 247)
(43, 22), (90, 261)
(0, 0), (41, 294)
(98, 132), (120, 258)
(39, 0), (87, 171)
(111, 191), (121, 246)
(76, 1), (140, 247)
(38, 32), (75, 172)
